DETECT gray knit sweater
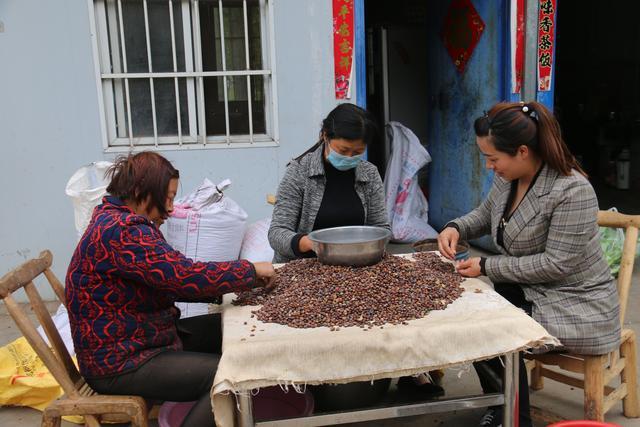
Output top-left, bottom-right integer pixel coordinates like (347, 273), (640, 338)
(268, 146), (390, 263)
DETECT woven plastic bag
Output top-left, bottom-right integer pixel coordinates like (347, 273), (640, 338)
(65, 161), (113, 241)
(0, 337), (84, 423)
(166, 178), (248, 318)
(600, 226), (625, 276)
(599, 208), (640, 276)
(383, 122), (438, 243)
(239, 218), (274, 262)
(0, 337), (62, 410)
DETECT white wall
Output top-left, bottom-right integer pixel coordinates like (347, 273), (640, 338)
(0, 0), (343, 301)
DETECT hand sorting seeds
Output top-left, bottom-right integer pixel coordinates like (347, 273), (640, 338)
(233, 253), (464, 329)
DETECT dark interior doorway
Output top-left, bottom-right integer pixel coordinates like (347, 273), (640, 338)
(364, 0), (429, 181)
(554, 1), (640, 214)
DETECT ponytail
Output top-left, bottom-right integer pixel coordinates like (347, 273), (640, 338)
(292, 140), (323, 162)
(528, 101), (587, 177)
(475, 101), (587, 177)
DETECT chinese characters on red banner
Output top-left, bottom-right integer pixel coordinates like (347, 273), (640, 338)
(333, 0), (354, 99)
(511, 0), (524, 93)
(537, 0), (556, 91)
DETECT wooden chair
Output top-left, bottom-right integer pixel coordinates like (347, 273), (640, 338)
(527, 210), (640, 421)
(0, 250), (149, 427)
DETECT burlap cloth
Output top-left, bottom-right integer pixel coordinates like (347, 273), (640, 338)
(211, 254), (560, 426)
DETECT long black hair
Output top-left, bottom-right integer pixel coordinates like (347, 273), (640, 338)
(474, 101), (586, 177)
(294, 103), (378, 161)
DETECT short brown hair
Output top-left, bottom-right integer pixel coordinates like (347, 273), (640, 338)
(106, 152), (179, 216)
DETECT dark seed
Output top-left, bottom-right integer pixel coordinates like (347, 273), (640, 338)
(233, 253), (463, 329)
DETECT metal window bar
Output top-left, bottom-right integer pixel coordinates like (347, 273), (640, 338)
(182, 0), (199, 139)
(106, 0), (127, 139)
(94, 0), (116, 146)
(192, 0), (207, 145)
(116, 0), (134, 146)
(94, 0), (276, 149)
(258, 0), (270, 139)
(168, 0), (183, 145)
(218, 0), (231, 144)
(142, 0), (159, 146)
(102, 70), (270, 79)
(266, 0), (279, 144)
(105, 136), (275, 153)
(242, 0), (254, 143)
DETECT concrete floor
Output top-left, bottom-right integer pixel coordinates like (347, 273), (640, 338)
(1, 246), (639, 426)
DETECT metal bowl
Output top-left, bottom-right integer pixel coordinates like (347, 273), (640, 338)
(307, 226), (391, 267)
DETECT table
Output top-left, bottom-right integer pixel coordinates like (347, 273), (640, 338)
(211, 255), (559, 427)
(235, 352), (518, 427)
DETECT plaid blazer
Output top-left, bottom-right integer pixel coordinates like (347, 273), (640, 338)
(452, 164), (620, 355)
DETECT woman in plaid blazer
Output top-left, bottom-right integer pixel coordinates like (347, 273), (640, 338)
(437, 101), (620, 427)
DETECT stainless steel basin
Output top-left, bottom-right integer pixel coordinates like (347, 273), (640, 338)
(307, 226), (391, 267)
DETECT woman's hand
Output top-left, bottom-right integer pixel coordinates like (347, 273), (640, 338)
(456, 257), (482, 278)
(437, 226), (460, 260)
(253, 262), (277, 290)
(299, 235), (314, 253)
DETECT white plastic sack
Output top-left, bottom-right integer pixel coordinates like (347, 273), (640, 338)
(166, 179), (248, 318)
(239, 218), (274, 262)
(174, 301), (210, 319)
(65, 161), (113, 240)
(384, 122), (438, 243)
(37, 304), (75, 357)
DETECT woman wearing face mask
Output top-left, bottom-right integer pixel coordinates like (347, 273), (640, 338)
(268, 103), (396, 410)
(437, 101), (620, 427)
(268, 103), (390, 263)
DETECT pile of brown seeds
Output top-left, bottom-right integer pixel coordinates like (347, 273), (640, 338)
(233, 253), (463, 329)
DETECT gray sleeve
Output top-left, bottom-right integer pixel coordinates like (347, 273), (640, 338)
(451, 196), (493, 241)
(268, 162), (304, 259)
(365, 169), (391, 231)
(485, 180), (598, 284)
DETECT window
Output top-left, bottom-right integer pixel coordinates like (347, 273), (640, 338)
(89, 0), (278, 151)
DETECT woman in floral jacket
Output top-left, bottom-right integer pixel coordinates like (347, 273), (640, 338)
(66, 152), (275, 426)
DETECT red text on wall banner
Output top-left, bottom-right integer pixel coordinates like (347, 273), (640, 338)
(333, 0), (354, 99)
(537, 0), (556, 91)
(511, 0), (524, 93)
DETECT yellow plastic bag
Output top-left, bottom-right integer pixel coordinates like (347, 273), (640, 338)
(0, 336), (83, 423)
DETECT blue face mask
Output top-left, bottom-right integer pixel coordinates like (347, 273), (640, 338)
(326, 145), (364, 171)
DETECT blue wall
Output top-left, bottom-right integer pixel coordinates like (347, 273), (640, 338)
(425, 0), (508, 251)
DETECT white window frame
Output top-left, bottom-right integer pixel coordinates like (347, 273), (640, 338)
(87, 0), (279, 152)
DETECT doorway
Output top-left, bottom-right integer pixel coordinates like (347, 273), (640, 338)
(364, 0), (429, 181)
(554, 1), (640, 214)
(363, 0), (508, 237)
